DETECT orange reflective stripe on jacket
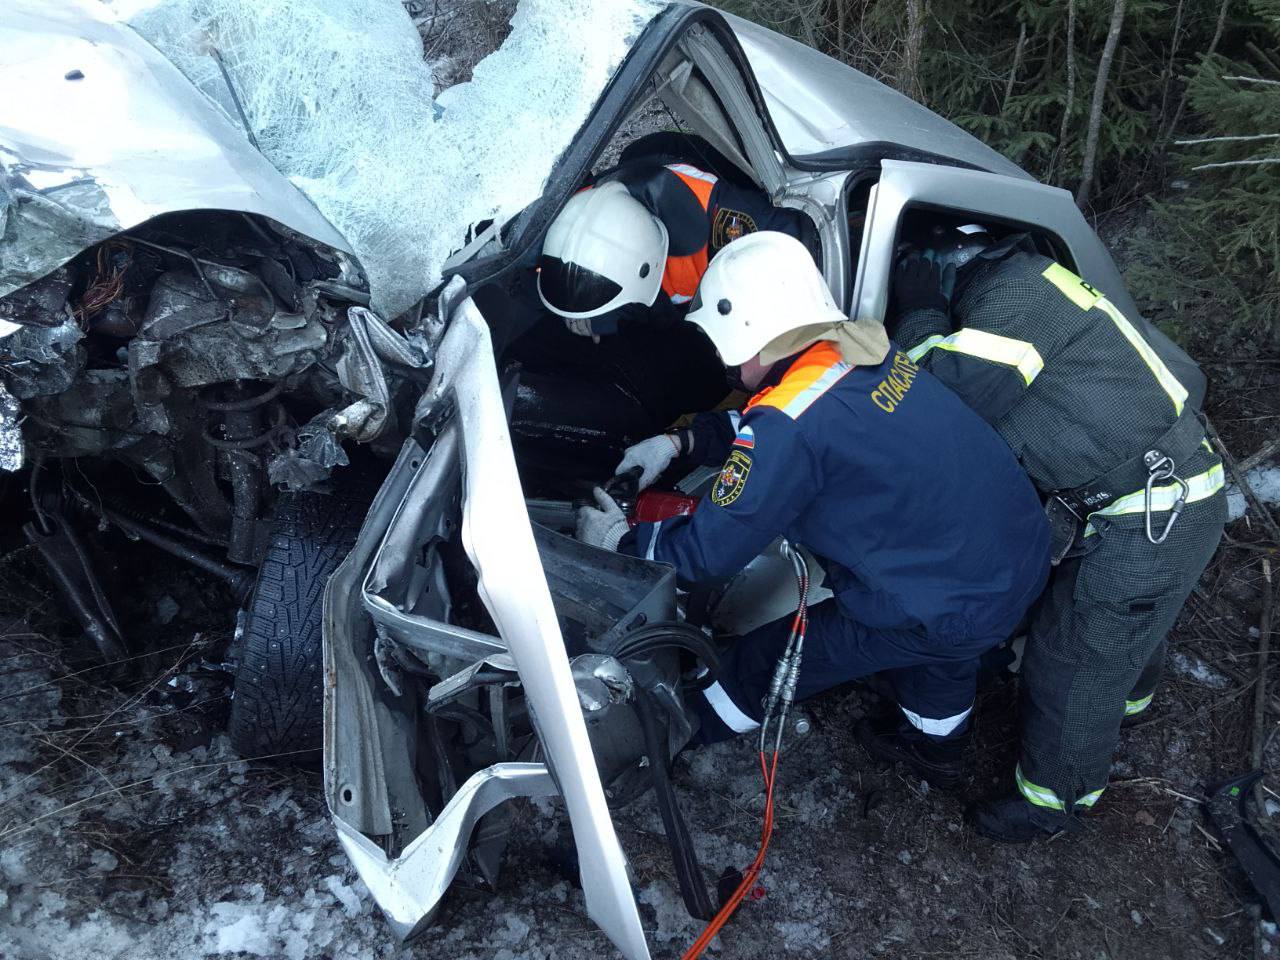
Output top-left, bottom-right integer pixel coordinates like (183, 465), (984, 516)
(746, 341), (853, 419)
(661, 163), (717, 304)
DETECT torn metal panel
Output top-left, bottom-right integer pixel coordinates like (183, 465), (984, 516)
(333, 763), (558, 940)
(2, 314), (85, 400)
(0, 0), (353, 299)
(439, 294), (650, 959)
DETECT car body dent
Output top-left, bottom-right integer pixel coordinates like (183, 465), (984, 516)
(721, 10), (1030, 179)
(0, 0), (353, 300)
(326, 281), (650, 959)
(333, 762), (558, 940)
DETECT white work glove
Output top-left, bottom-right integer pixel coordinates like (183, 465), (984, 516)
(576, 487), (630, 551)
(616, 434), (680, 491)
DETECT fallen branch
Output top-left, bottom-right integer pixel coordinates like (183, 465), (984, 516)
(1225, 75), (1280, 87)
(1175, 134), (1280, 145)
(1207, 419), (1280, 544)
(1240, 434), (1280, 475)
(1192, 158), (1280, 171)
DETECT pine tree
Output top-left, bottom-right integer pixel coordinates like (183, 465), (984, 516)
(1129, 0), (1280, 349)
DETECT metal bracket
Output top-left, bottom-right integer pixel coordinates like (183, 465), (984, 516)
(1143, 450), (1188, 545)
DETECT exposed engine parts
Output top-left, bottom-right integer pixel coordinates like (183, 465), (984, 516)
(1, 211), (433, 544)
(0, 211), (435, 720)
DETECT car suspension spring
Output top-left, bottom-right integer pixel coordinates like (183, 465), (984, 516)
(199, 380), (288, 564)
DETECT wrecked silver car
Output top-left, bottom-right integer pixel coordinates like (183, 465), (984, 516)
(319, 6), (1206, 960)
(3, 2), (1205, 959)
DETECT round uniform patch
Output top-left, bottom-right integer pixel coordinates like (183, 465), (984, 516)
(712, 449), (753, 507)
(711, 207), (757, 249)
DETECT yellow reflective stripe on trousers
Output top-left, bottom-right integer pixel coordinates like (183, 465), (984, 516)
(1092, 462), (1225, 519)
(1083, 462), (1224, 537)
(1076, 788), (1104, 808)
(1125, 692), (1154, 716)
(907, 328), (1044, 385)
(1015, 764), (1065, 811)
(1041, 263), (1188, 415)
(1016, 764), (1106, 810)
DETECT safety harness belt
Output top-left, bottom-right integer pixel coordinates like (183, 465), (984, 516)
(1053, 405), (1206, 520)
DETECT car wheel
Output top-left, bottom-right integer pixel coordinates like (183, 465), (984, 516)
(227, 488), (365, 761)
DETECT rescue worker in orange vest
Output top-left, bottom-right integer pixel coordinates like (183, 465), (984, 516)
(505, 156), (816, 485)
(536, 159), (816, 337)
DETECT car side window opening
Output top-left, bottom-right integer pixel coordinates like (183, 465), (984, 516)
(895, 205), (1075, 273)
(496, 59), (823, 499)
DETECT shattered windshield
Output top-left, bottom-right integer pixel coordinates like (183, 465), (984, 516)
(114, 0), (666, 320)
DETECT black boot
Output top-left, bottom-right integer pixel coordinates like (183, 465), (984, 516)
(967, 792), (1082, 842)
(855, 714), (965, 790)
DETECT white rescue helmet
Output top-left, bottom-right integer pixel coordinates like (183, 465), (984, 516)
(537, 181), (669, 320)
(685, 231), (846, 367)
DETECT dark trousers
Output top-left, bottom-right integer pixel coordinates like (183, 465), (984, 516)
(696, 599), (1004, 741)
(1017, 491), (1226, 809)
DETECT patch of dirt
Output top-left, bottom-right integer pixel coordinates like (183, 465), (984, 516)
(0, 526), (1275, 959)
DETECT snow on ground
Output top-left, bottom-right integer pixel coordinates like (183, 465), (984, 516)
(0, 537), (1269, 960)
(1228, 464), (1280, 520)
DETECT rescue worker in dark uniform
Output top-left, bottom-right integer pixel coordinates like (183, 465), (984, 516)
(505, 154), (815, 487)
(536, 158), (816, 336)
(889, 224), (1227, 839)
(577, 232), (1053, 785)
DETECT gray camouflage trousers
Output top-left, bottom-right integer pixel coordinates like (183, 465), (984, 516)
(1016, 477), (1227, 812)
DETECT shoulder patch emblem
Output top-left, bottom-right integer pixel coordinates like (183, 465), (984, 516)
(712, 449), (753, 507)
(732, 424), (755, 450)
(711, 207), (757, 249)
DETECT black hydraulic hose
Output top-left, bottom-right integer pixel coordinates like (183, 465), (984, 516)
(611, 621), (721, 686)
(633, 685), (716, 921)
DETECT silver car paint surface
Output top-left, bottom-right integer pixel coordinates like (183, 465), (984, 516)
(852, 159), (1145, 328)
(326, 282), (650, 959)
(721, 11), (1031, 179)
(333, 762), (558, 940)
(0, 0), (352, 299)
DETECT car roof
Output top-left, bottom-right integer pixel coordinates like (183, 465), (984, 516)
(716, 10), (1031, 179)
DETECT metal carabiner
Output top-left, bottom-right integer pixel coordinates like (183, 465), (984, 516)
(1143, 451), (1188, 545)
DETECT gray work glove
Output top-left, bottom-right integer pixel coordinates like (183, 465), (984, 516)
(616, 434), (680, 490)
(576, 487), (629, 551)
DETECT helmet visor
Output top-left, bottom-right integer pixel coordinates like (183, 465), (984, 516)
(537, 255), (623, 318)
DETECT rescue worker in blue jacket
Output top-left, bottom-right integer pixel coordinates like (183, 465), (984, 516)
(576, 232), (1053, 787)
(890, 222), (1226, 839)
(503, 150), (817, 483)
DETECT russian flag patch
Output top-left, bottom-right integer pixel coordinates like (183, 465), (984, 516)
(732, 425), (755, 450)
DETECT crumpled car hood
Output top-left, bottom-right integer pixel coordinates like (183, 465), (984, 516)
(0, 0), (354, 302)
(2, 0), (665, 321)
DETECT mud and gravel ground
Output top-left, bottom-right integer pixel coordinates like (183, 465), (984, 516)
(0, 518), (1276, 960)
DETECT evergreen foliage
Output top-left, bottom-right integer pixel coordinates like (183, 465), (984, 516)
(1130, 0), (1280, 348)
(717, 0), (1278, 351)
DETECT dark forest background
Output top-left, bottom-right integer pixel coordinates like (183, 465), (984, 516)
(719, 0), (1280, 374)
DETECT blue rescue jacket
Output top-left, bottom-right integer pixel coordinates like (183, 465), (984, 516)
(623, 342), (1051, 643)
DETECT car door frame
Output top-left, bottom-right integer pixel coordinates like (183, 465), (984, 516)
(848, 160), (1205, 404)
(851, 159), (1147, 329)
